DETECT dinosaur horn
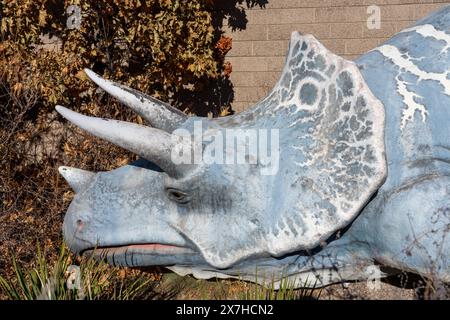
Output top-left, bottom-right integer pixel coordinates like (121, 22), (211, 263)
(83, 69), (186, 132)
(58, 166), (95, 193)
(56, 106), (186, 178)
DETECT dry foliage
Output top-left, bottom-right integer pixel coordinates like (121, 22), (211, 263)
(0, 0), (233, 115)
(0, 0), (234, 284)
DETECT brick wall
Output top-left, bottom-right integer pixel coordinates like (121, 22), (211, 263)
(222, 0), (449, 112)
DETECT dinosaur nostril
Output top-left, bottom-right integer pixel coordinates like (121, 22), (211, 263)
(76, 219), (84, 232)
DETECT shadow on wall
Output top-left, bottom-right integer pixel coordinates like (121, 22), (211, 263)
(184, 0), (268, 117)
(212, 0), (268, 31)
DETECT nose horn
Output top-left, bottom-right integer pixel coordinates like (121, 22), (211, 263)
(58, 166), (96, 193)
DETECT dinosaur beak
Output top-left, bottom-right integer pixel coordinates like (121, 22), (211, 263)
(58, 166), (95, 193)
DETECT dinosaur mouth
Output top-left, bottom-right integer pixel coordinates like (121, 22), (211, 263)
(81, 243), (195, 257)
(80, 243), (198, 267)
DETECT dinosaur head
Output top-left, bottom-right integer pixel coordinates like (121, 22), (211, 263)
(57, 32), (387, 270)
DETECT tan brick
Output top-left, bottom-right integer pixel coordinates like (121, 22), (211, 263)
(380, 5), (416, 21)
(414, 3), (446, 19)
(342, 54), (360, 61)
(345, 38), (383, 55)
(227, 56), (285, 72)
(231, 72), (281, 88)
(362, 21), (397, 38)
(266, 57), (286, 71)
(231, 101), (253, 113)
(330, 22), (364, 39)
(253, 0), (315, 9)
(321, 39), (346, 55)
(395, 20), (416, 32)
(227, 57), (267, 72)
(227, 41), (253, 57)
(223, 25), (268, 41)
(234, 86), (270, 102)
(315, 6), (366, 23)
(363, 0), (435, 5)
(245, 0), (368, 9)
(268, 23), (331, 40)
(252, 72), (280, 88)
(230, 72), (255, 87)
(245, 8), (315, 25)
(252, 40), (289, 56)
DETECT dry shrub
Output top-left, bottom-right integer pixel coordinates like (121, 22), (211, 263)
(0, 0), (234, 115)
(0, 0), (235, 282)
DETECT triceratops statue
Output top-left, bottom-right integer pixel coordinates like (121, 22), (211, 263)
(56, 6), (450, 288)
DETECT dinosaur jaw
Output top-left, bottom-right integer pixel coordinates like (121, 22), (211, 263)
(87, 243), (193, 255)
(82, 243), (198, 267)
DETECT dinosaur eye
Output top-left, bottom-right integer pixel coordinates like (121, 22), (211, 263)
(166, 188), (189, 204)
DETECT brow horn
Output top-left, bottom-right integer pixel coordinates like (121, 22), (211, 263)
(84, 69), (187, 132)
(56, 105), (187, 178)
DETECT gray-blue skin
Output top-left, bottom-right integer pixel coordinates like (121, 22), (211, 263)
(56, 6), (450, 288)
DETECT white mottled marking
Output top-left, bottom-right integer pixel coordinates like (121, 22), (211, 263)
(400, 24), (450, 54)
(395, 75), (429, 129)
(375, 24), (450, 130)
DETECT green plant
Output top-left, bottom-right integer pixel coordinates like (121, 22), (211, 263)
(239, 269), (321, 300)
(0, 243), (165, 300)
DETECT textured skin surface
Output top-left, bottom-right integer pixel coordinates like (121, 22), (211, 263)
(57, 6), (450, 288)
